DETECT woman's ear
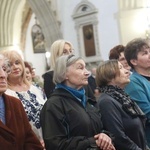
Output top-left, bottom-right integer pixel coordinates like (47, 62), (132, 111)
(65, 76), (69, 80)
(65, 73), (69, 80)
(130, 59), (137, 66)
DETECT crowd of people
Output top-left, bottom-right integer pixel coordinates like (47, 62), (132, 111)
(0, 37), (150, 150)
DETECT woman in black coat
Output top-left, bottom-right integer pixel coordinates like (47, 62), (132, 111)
(40, 55), (115, 150)
(95, 59), (147, 150)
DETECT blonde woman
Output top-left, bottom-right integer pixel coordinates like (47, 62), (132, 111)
(43, 39), (95, 103)
(43, 39), (74, 98)
(0, 50), (46, 148)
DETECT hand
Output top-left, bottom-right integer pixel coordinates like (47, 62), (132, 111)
(94, 133), (115, 150)
(40, 139), (46, 150)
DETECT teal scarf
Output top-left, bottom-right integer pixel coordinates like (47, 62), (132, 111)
(56, 83), (86, 107)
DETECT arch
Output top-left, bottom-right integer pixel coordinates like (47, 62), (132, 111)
(72, 0), (98, 18)
(0, 0), (21, 48)
(27, 0), (62, 49)
(0, 0), (62, 51)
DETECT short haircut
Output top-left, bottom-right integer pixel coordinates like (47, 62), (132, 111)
(96, 59), (120, 87)
(109, 45), (125, 60)
(53, 54), (82, 84)
(124, 38), (148, 69)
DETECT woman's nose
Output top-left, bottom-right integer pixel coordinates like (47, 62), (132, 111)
(125, 69), (130, 75)
(0, 67), (7, 77)
(85, 69), (90, 76)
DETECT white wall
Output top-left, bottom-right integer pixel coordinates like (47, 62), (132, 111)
(57, 0), (120, 60)
(24, 0), (121, 77)
(24, 14), (46, 79)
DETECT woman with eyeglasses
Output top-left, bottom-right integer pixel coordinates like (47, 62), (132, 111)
(40, 54), (115, 150)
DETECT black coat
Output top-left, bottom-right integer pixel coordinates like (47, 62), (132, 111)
(40, 88), (105, 150)
(97, 93), (146, 150)
(42, 71), (54, 99)
(88, 75), (97, 93)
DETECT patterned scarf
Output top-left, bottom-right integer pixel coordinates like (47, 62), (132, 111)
(99, 85), (145, 119)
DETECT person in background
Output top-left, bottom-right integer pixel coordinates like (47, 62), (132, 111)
(96, 59), (147, 150)
(29, 62), (44, 88)
(40, 54), (115, 150)
(0, 50), (47, 148)
(88, 67), (100, 99)
(109, 44), (131, 71)
(88, 67), (97, 93)
(42, 39), (95, 103)
(24, 61), (33, 83)
(124, 38), (150, 147)
(0, 54), (43, 150)
(24, 61), (44, 89)
(42, 39), (74, 98)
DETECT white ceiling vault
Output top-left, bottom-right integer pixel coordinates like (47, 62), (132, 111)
(0, 0), (62, 51)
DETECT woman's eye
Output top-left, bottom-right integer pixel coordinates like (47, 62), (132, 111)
(2, 67), (6, 72)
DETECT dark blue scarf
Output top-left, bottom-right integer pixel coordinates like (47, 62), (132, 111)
(56, 83), (86, 107)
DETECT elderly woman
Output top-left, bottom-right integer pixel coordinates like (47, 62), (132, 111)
(42, 39), (95, 102)
(96, 59), (147, 150)
(40, 55), (115, 150)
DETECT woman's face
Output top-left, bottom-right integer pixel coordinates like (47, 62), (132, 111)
(25, 67), (32, 82)
(111, 62), (130, 88)
(0, 58), (9, 95)
(118, 52), (131, 71)
(62, 43), (73, 55)
(8, 59), (23, 79)
(132, 45), (150, 72)
(65, 59), (90, 89)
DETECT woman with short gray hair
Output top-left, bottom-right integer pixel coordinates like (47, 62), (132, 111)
(40, 54), (115, 150)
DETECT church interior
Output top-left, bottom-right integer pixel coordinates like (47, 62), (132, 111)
(0, 0), (149, 78)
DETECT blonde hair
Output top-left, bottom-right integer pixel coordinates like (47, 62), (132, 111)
(50, 39), (73, 70)
(0, 50), (30, 88)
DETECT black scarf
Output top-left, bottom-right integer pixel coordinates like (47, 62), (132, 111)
(99, 85), (145, 119)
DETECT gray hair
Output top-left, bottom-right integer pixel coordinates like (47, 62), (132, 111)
(53, 54), (82, 84)
(0, 54), (11, 74)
